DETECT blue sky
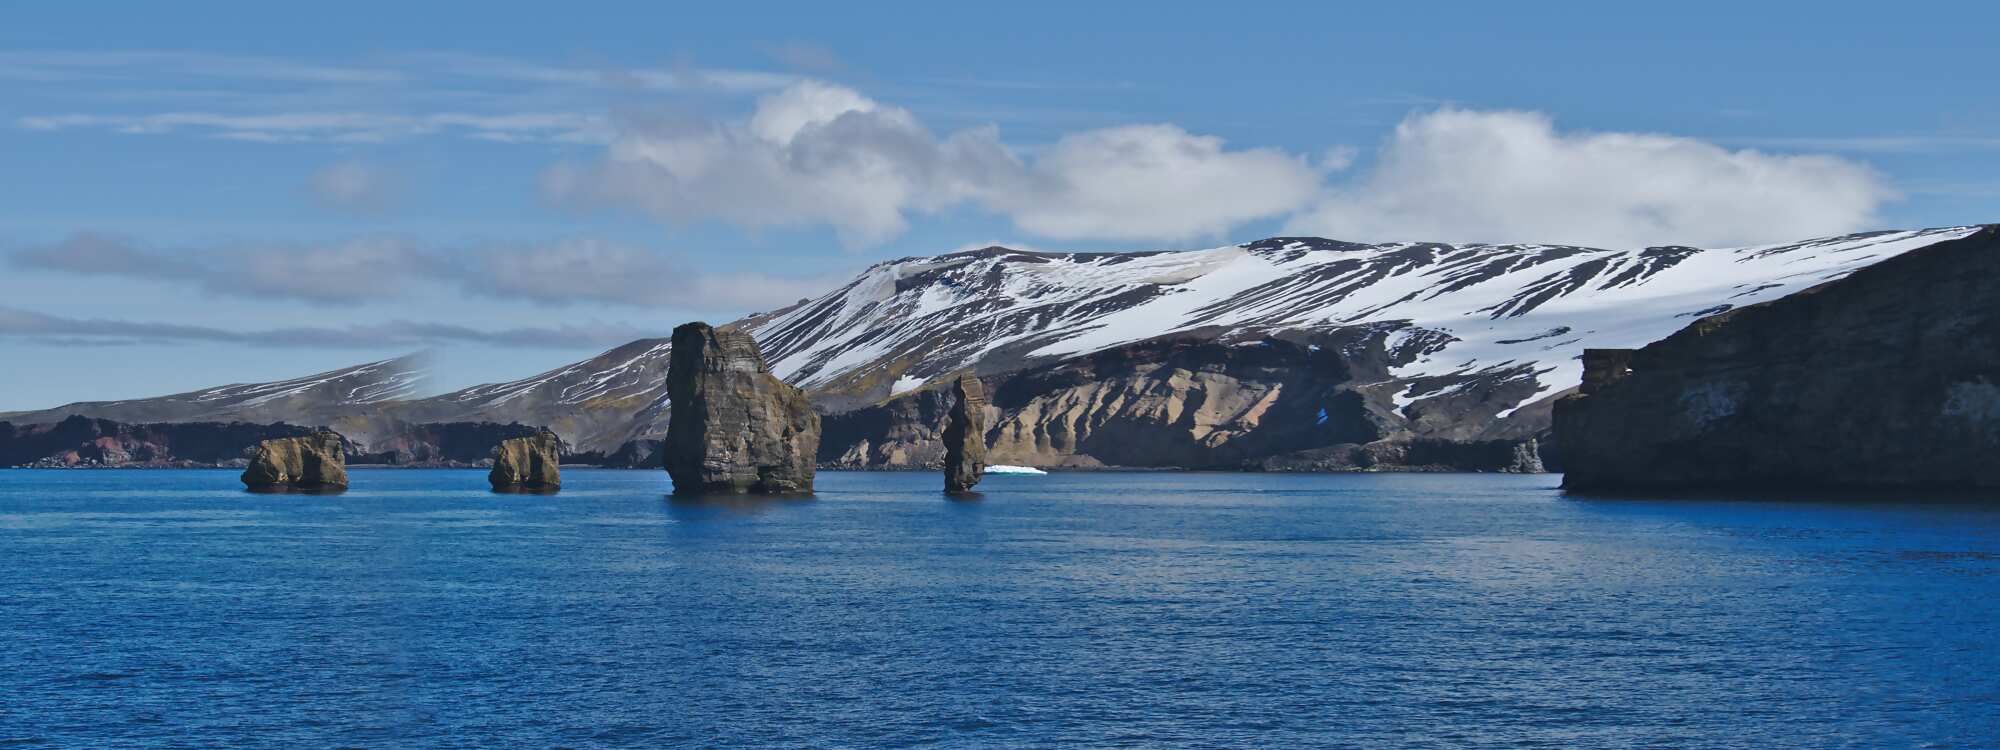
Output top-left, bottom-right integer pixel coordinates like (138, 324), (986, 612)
(3, 1), (1996, 410)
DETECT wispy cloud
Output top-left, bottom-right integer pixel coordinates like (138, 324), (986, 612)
(1721, 135), (2000, 154)
(5, 49), (793, 144)
(308, 161), (398, 213)
(8, 232), (837, 311)
(18, 111), (613, 144)
(0, 305), (649, 349)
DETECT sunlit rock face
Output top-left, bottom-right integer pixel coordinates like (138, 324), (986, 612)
(663, 322), (819, 495)
(489, 431), (562, 492)
(241, 431), (349, 492)
(1556, 225), (2000, 491)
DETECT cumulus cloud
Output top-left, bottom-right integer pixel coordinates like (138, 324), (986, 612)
(548, 80), (1325, 245)
(0, 305), (648, 349)
(1286, 108), (1895, 248)
(8, 232), (831, 311)
(308, 161), (396, 212)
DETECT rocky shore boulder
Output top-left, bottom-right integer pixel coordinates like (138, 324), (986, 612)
(489, 431), (561, 492)
(241, 431), (348, 491)
(1554, 225), (2000, 491)
(943, 373), (987, 493)
(663, 322), (819, 495)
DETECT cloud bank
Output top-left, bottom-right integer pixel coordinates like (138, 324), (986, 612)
(1285, 108), (1895, 248)
(547, 81), (1325, 245)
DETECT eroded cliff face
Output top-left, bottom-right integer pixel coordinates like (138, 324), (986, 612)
(1555, 225), (2000, 490)
(819, 330), (1548, 472)
(663, 322), (820, 494)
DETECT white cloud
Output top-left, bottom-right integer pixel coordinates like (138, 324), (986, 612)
(551, 80), (1325, 245)
(977, 124), (1321, 242)
(1286, 108), (1895, 248)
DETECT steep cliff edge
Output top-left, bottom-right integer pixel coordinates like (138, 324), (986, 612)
(1554, 225), (2000, 490)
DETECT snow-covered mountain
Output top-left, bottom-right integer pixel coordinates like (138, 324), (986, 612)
(8, 225), (1983, 468)
(0, 354), (427, 427)
(751, 226), (1981, 416)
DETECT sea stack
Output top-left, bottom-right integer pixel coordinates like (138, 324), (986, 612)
(489, 431), (562, 492)
(943, 373), (987, 494)
(241, 431), (348, 492)
(663, 322), (820, 495)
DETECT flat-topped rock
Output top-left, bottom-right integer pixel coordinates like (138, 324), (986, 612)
(490, 431), (561, 492)
(663, 322), (820, 495)
(241, 431), (348, 492)
(943, 373), (987, 494)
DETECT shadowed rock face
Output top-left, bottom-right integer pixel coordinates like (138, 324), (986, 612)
(943, 374), (987, 493)
(489, 431), (561, 491)
(663, 322), (819, 495)
(1555, 225), (2000, 490)
(241, 431), (348, 491)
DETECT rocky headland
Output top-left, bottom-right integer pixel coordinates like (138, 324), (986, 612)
(662, 322), (820, 494)
(1555, 225), (2000, 490)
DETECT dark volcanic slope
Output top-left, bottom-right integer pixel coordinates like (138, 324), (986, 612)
(1555, 225), (2000, 490)
(0, 354), (427, 427)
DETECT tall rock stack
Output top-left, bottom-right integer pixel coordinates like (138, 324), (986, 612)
(241, 430), (348, 492)
(489, 430), (562, 492)
(943, 373), (988, 494)
(663, 322), (820, 495)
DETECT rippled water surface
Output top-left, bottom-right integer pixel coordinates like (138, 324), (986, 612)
(3, 469), (1998, 747)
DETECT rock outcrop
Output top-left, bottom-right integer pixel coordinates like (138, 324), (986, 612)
(943, 373), (988, 493)
(241, 431), (349, 491)
(1554, 225), (2000, 490)
(489, 431), (562, 492)
(663, 322), (819, 495)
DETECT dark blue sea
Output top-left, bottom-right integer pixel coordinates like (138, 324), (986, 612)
(2, 469), (1998, 748)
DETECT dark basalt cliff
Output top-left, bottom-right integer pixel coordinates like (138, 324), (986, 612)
(663, 322), (820, 494)
(489, 431), (562, 491)
(1555, 225), (2000, 490)
(943, 373), (987, 493)
(242, 431), (348, 491)
(0, 416), (325, 468)
(349, 422), (555, 466)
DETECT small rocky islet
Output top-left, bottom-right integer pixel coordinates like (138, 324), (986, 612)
(488, 431), (562, 493)
(241, 431), (349, 493)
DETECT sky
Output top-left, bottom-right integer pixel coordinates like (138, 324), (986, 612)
(2, 1), (1996, 410)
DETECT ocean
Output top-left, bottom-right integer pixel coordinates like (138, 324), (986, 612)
(2, 469), (1997, 747)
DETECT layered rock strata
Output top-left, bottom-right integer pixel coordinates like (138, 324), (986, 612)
(663, 322), (819, 494)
